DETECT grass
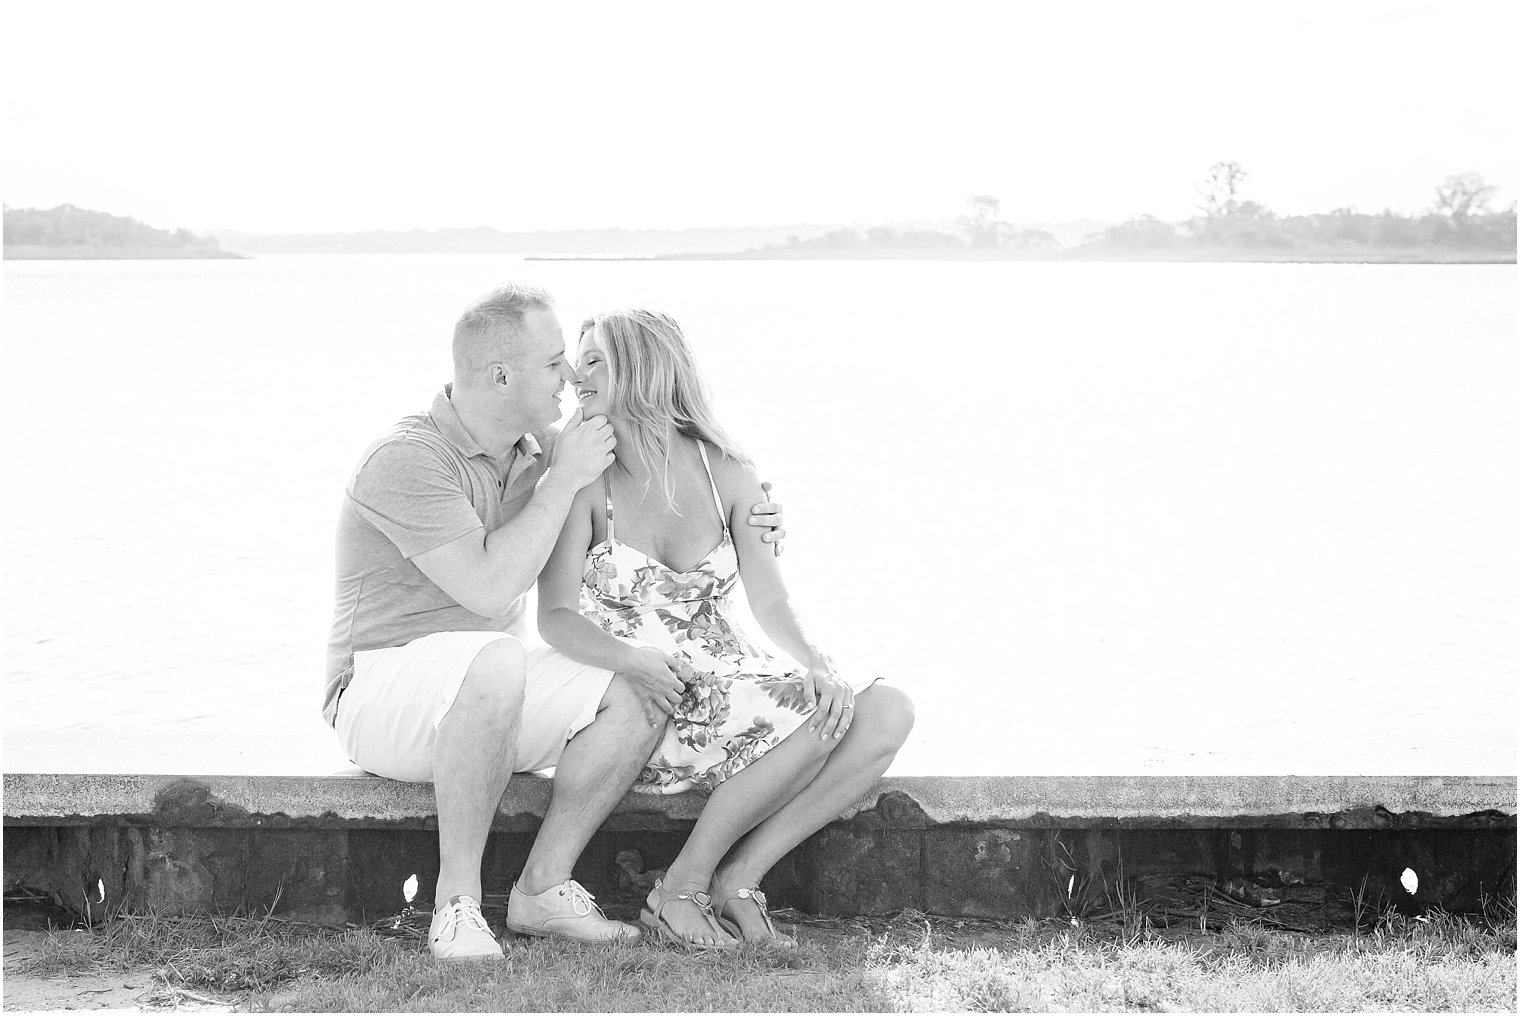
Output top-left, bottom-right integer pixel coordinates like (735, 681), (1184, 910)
(11, 901), (1516, 1012)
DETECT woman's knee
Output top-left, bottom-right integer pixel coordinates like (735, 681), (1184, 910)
(789, 713), (846, 757)
(854, 684), (915, 748)
(458, 637), (528, 714)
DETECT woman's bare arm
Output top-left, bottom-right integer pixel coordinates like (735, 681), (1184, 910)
(536, 484), (685, 720)
(714, 452), (854, 739)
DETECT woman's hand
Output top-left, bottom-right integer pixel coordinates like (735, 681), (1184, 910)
(802, 651), (853, 740)
(618, 646), (688, 727)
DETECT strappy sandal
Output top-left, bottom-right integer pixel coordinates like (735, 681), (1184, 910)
(709, 884), (797, 949)
(639, 879), (736, 950)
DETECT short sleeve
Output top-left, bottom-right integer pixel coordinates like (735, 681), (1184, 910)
(347, 440), (485, 559)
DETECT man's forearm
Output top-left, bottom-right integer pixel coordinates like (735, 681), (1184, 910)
(475, 469), (584, 614)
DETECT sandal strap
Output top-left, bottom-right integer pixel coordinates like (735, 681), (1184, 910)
(713, 884), (780, 936)
(648, 879), (723, 928)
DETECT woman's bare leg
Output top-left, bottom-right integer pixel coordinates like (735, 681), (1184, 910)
(712, 684), (914, 940)
(651, 722), (837, 945)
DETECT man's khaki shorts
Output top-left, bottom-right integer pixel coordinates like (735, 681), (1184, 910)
(335, 631), (615, 782)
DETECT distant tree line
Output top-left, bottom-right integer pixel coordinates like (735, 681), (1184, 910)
(768, 168), (1515, 254)
(1090, 166), (1514, 252)
(3, 204), (224, 251)
(772, 224), (967, 253)
(775, 195), (1060, 253)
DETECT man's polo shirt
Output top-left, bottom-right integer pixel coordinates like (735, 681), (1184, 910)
(324, 386), (554, 727)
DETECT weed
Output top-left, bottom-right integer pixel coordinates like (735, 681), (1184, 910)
(1479, 888), (1518, 946)
(1096, 854), (1155, 945)
(961, 969), (1018, 1012)
(1348, 873), (1384, 933)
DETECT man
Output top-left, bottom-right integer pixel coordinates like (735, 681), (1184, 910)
(325, 283), (784, 961)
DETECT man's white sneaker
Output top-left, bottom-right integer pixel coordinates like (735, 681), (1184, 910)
(504, 879), (642, 944)
(429, 895), (505, 962)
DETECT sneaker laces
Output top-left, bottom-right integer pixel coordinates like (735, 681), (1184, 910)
(557, 880), (604, 918)
(433, 895), (492, 941)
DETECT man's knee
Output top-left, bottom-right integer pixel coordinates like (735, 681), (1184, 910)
(596, 674), (665, 742)
(456, 638), (528, 717)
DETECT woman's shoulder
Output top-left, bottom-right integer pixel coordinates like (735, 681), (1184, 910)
(569, 471), (610, 518)
(694, 437), (751, 472)
(697, 441), (759, 505)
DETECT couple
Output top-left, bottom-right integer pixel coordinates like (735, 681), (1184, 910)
(325, 282), (913, 961)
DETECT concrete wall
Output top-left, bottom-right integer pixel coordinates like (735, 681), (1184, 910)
(5, 773), (1514, 925)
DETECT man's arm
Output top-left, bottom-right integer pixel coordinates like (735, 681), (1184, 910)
(410, 475), (578, 617)
(411, 412), (614, 617)
(748, 480), (786, 555)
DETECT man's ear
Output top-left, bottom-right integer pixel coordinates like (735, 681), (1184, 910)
(491, 362), (513, 388)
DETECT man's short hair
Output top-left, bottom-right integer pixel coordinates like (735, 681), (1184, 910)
(453, 282), (555, 378)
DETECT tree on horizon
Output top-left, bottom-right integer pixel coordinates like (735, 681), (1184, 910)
(958, 195), (1018, 249)
(3, 204), (221, 251)
(1433, 173), (1500, 240)
(958, 195), (1057, 250)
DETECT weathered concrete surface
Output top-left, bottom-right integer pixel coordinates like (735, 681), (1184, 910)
(5, 771), (1514, 923)
(11, 821), (1513, 924)
(5, 773), (1514, 830)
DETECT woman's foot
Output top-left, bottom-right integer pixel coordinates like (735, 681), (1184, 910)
(640, 879), (737, 949)
(709, 876), (797, 948)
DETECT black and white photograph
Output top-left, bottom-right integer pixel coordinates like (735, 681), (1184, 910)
(2, 0), (1515, 1010)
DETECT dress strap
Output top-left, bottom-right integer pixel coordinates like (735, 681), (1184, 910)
(696, 442), (728, 537)
(603, 471), (615, 545)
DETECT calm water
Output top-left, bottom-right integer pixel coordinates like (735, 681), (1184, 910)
(2, 255), (1515, 775)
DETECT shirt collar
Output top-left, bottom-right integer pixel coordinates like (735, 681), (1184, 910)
(506, 430), (543, 488)
(430, 386), (489, 458)
(431, 385), (545, 467)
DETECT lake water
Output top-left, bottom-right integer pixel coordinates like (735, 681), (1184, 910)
(2, 255), (1515, 776)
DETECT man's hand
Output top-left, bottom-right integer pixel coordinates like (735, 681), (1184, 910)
(747, 480), (786, 556)
(550, 409), (615, 490)
(618, 646), (686, 727)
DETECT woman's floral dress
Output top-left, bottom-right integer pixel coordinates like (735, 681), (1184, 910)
(579, 444), (875, 794)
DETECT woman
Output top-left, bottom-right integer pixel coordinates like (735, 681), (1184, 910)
(538, 309), (915, 948)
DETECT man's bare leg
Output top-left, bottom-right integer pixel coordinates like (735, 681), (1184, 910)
(516, 675), (664, 893)
(431, 638), (527, 905)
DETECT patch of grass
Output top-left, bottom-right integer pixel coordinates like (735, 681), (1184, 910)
(266, 939), (887, 1013)
(1481, 889), (1519, 948)
(12, 902), (1515, 1012)
(22, 904), (397, 992)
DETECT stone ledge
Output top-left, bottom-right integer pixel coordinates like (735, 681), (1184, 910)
(4, 772), (1514, 831)
(6, 773), (1515, 923)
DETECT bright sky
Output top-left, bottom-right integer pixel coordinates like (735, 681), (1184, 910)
(3, 0), (1515, 233)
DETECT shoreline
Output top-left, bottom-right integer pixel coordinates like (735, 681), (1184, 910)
(3, 245), (244, 260)
(7, 247), (1502, 264)
(571, 248), (1516, 264)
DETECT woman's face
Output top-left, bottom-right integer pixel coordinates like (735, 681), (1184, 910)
(573, 326), (613, 420)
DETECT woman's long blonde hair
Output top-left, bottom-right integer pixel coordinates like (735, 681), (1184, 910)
(580, 309), (750, 511)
